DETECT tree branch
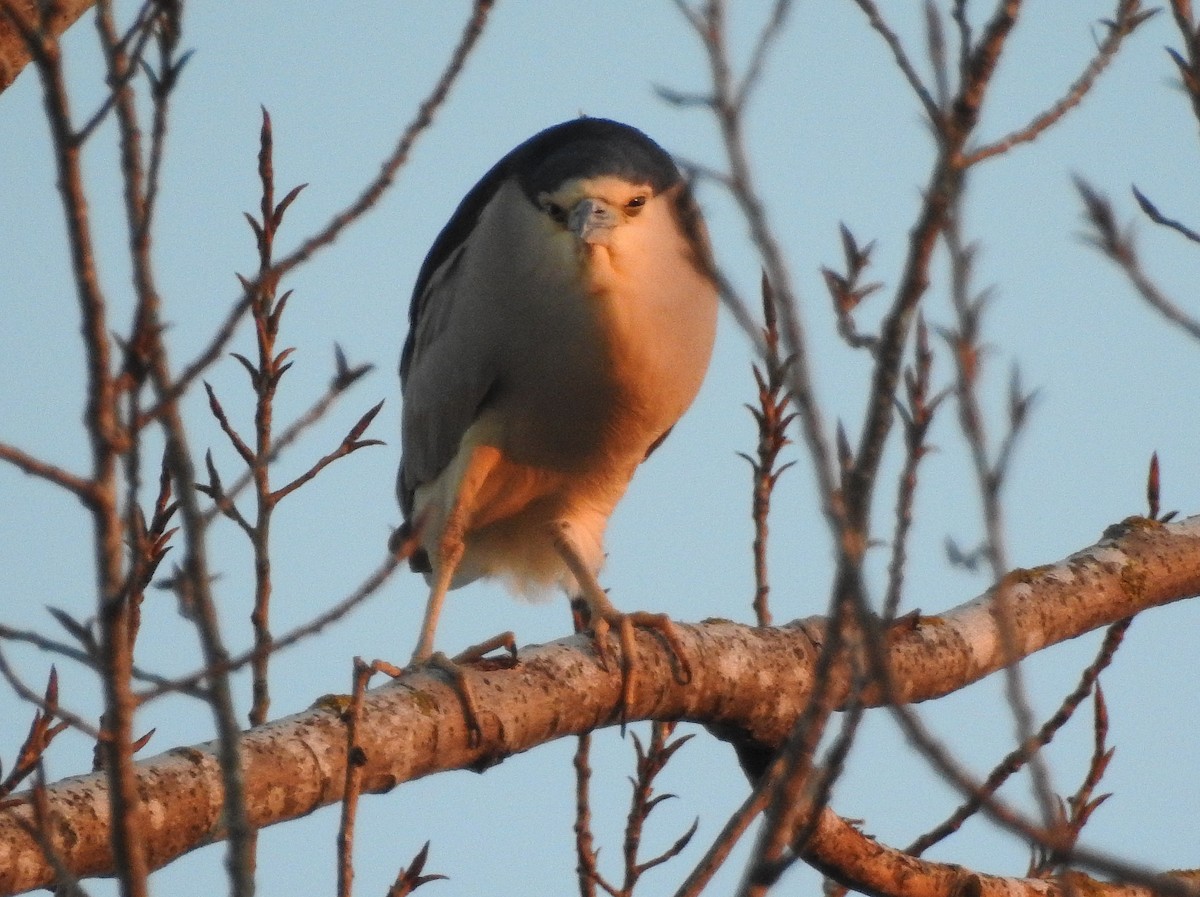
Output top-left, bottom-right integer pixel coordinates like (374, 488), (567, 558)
(2, 516), (1198, 894)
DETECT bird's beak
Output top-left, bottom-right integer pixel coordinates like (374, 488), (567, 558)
(568, 198), (619, 246)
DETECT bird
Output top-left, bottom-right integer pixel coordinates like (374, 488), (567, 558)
(394, 117), (718, 735)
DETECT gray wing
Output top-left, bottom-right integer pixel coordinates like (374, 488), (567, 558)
(397, 236), (502, 520)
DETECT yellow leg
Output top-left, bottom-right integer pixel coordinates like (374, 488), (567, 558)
(551, 521), (691, 726)
(406, 446), (507, 746)
(409, 444), (505, 663)
(410, 543), (460, 665)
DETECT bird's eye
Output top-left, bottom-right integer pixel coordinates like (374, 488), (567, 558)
(625, 196), (647, 215)
(543, 201), (568, 224)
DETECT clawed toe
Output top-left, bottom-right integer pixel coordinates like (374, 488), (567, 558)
(423, 652), (485, 748)
(391, 632), (518, 748)
(585, 610), (691, 729)
(452, 630), (518, 668)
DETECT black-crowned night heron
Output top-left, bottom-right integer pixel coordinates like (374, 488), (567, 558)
(395, 117), (717, 730)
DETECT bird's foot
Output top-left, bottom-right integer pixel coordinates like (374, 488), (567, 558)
(575, 602), (691, 729)
(452, 631), (519, 668)
(386, 633), (517, 748)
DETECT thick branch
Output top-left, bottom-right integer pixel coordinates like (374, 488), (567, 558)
(2, 515), (1198, 894)
(803, 805), (1174, 897)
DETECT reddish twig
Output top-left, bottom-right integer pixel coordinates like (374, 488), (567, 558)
(0, 669), (69, 801)
(336, 658), (373, 897)
(573, 734), (599, 897)
(964, 2), (1154, 166)
(908, 618), (1131, 857)
(884, 316), (946, 619)
(386, 841), (448, 897)
(738, 273), (796, 627)
(620, 724), (697, 893)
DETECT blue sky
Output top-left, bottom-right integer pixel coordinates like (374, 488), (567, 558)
(3, 3), (1200, 894)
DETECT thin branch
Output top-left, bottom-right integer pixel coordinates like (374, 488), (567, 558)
(908, 618), (1131, 856)
(198, 346), (375, 524)
(621, 723), (695, 892)
(672, 0), (838, 522)
(336, 658), (373, 897)
(851, 0), (942, 124)
(268, 400), (384, 505)
(733, 0), (794, 113)
(72, 0), (155, 145)
(884, 316), (945, 619)
(0, 645), (102, 741)
(133, 293), (253, 430)
(672, 777), (771, 897)
(0, 669), (69, 800)
(1076, 178), (1200, 343)
(964, 2), (1153, 165)
(739, 592), (857, 897)
(739, 273), (796, 627)
(1132, 184), (1200, 245)
(136, 550), (403, 704)
(16, 767), (89, 897)
(0, 443), (98, 503)
(27, 4), (150, 893)
(385, 841), (448, 897)
(263, 0), (495, 285)
(942, 193), (1058, 828)
(573, 734), (600, 897)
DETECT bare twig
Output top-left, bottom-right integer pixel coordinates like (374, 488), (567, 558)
(137, 550), (404, 704)
(620, 724), (697, 893)
(822, 223), (883, 351)
(0, 443), (98, 503)
(0, 645), (103, 743)
(670, 0), (839, 524)
(964, 2), (1155, 165)
(336, 658), (373, 897)
(386, 841), (448, 897)
(740, 593), (859, 896)
(269, 400), (384, 504)
(20, 767), (88, 897)
(733, 0), (794, 113)
(941, 187), (1058, 829)
(851, 0), (941, 124)
(264, 0), (495, 285)
(72, 0), (156, 145)
(739, 273), (796, 627)
(199, 345), (376, 525)
(20, 3), (153, 891)
(908, 618), (1131, 856)
(673, 780), (771, 897)
(1076, 178), (1200, 344)
(1133, 184), (1200, 245)
(884, 316), (945, 619)
(573, 734), (600, 897)
(1163, 0), (1200, 140)
(0, 669), (69, 801)
(1027, 684), (1116, 877)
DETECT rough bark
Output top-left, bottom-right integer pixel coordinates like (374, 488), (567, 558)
(803, 806), (1184, 897)
(1, 515), (1197, 895)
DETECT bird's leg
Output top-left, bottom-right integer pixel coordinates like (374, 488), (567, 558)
(406, 446), (514, 747)
(410, 538), (460, 665)
(404, 534), (492, 745)
(551, 521), (691, 725)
